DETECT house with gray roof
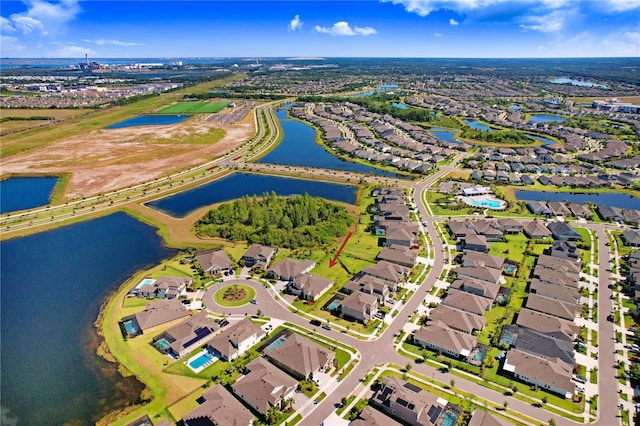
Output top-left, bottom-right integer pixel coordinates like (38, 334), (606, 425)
(183, 384), (254, 426)
(451, 277), (500, 301)
(516, 308), (578, 342)
(153, 311), (218, 359)
(207, 318), (265, 361)
(376, 245), (418, 268)
(496, 218), (524, 234)
(524, 220), (552, 239)
(567, 203), (592, 219)
(350, 405), (403, 426)
(550, 240), (580, 260)
(622, 230), (640, 247)
(342, 275), (390, 303)
(502, 349), (573, 398)
(340, 291), (379, 323)
(288, 273), (333, 301)
(443, 288), (492, 316)
(526, 200), (552, 216)
(463, 233), (489, 252)
(267, 258), (315, 281)
(129, 298), (190, 334)
(263, 333), (334, 380)
(597, 205), (623, 222)
(360, 261), (410, 291)
(384, 227), (417, 248)
(372, 376), (449, 426)
(195, 249), (234, 276)
(547, 221), (582, 241)
(525, 294), (579, 321)
(414, 321), (477, 361)
(428, 304), (486, 335)
(242, 244), (277, 268)
(468, 410), (511, 426)
(512, 327), (575, 365)
(232, 357), (297, 415)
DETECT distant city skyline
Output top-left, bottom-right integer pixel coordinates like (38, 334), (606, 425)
(1, 0), (639, 58)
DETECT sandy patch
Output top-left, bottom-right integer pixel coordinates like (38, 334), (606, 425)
(1, 118), (254, 199)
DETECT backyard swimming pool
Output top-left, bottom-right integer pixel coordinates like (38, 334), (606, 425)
(188, 350), (216, 371)
(135, 278), (156, 289)
(327, 300), (342, 311)
(123, 320), (140, 336)
(265, 336), (288, 351)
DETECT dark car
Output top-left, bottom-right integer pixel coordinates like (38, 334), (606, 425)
(310, 319), (322, 326)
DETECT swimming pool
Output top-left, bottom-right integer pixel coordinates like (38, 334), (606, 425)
(265, 336), (288, 351)
(462, 196), (503, 210)
(123, 320), (140, 336)
(135, 278), (156, 289)
(155, 338), (172, 352)
(188, 351), (215, 370)
(441, 411), (459, 426)
(327, 300), (342, 311)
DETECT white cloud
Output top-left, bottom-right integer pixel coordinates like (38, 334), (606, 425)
(6, 0), (81, 36)
(520, 9), (573, 32)
(288, 14), (303, 31)
(314, 21), (378, 36)
(601, 31), (640, 55)
(1, 16), (16, 32)
(46, 43), (97, 58)
(82, 38), (142, 47)
(434, 32), (443, 36)
(449, 18), (459, 25)
(11, 16), (47, 34)
(0, 35), (25, 53)
(605, 0), (640, 11)
(381, 0), (510, 17)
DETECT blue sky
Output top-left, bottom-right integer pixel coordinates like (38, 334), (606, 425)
(1, 0), (639, 58)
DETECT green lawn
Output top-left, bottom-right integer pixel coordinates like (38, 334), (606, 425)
(157, 101), (230, 114)
(214, 284), (256, 307)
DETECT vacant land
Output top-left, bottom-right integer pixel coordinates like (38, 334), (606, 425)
(1, 108), (93, 134)
(157, 101), (230, 114)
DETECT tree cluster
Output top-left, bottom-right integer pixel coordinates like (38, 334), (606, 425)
(460, 128), (534, 144)
(195, 192), (353, 249)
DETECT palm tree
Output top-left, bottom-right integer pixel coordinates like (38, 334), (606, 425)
(282, 396), (295, 412)
(264, 406), (280, 425)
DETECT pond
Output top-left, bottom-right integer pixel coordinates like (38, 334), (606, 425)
(146, 173), (358, 217)
(515, 190), (640, 210)
(429, 127), (461, 144)
(528, 114), (565, 124)
(525, 134), (556, 146)
(106, 115), (191, 129)
(464, 119), (494, 131)
(392, 102), (408, 109)
(550, 78), (608, 89)
(261, 108), (401, 178)
(0, 176), (58, 214)
(0, 212), (175, 425)
(508, 105), (522, 110)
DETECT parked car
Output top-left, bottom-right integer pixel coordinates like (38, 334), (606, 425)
(250, 299), (258, 304)
(321, 324), (332, 330)
(310, 319), (322, 326)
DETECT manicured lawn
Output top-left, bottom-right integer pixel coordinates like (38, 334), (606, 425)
(157, 101), (230, 114)
(214, 284), (256, 307)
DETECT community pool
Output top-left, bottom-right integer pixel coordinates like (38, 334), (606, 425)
(135, 278), (156, 289)
(461, 196), (504, 210)
(265, 336), (288, 351)
(188, 351), (216, 371)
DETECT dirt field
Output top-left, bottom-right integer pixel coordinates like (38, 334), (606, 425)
(1, 114), (254, 199)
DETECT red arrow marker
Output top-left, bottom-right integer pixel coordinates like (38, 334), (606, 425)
(329, 232), (353, 267)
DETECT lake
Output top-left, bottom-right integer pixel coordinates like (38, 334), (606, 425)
(0, 176), (58, 214)
(525, 134), (555, 146)
(106, 115), (191, 129)
(429, 128), (461, 144)
(515, 190), (640, 210)
(146, 173), (358, 217)
(0, 212), (175, 425)
(528, 114), (566, 124)
(550, 78), (608, 89)
(260, 109), (401, 178)
(508, 105), (522, 110)
(464, 119), (494, 131)
(392, 102), (408, 109)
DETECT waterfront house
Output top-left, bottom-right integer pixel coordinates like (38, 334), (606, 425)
(372, 376), (449, 426)
(567, 203), (593, 219)
(152, 311), (218, 359)
(263, 333), (334, 380)
(128, 298), (190, 335)
(623, 230), (640, 247)
(183, 384), (254, 426)
(207, 318), (265, 361)
(232, 357), (297, 415)
(597, 205), (624, 223)
(137, 275), (191, 299)
(242, 244), (277, 268)
(526, 201), (552, 217)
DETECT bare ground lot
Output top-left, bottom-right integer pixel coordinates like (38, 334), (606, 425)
(1, 116), (254, 199)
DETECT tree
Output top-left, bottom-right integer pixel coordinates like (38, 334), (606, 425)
(264, 406), (280, 425)
(541, 395), (548, 405)
(450, 379), (456, 388)
(549, 419), (556, 426)
(256, 309), (262, 317)
(503, 400), (508, 410)
(405, 363), (412, 372)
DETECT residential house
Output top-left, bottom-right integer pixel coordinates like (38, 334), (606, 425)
(443, 288), (493, 316)
(547, 202), (571, 217)
(451, 277), (500, 301)
(183, 384), (254, 426)
(567, 203), (593, 219)
(232, 357), (297, 415)
(502, 349), (574, 398)
(342, 276), (390, 303)
(384, 227), (417, 248)
(288, 273), (333, 301)
(360, 261), (410, 291)
(372, 376), (449, 426)
(267, 258), (315, 281)
(456, 265), (502, 286)
(128, 298), (190, 335)
(153, 311), (218, 359)
(529, 279), (580, 304)
(207, 318), (266, 361)
(622, 230), (640, 247)
(597, 205), (624, 223)
(195, 249), (234, 276)
(242, 244), (277, 268)
(468, 410), (511, 426)
(547, 221), (582, 241)
(511, 327), (575, 365)
(463, 234), (490, 252)
(623, 210), (640, 226)
(428, 304), (486, 334)
(526, 201), (552, 216)
(350, 406), (403, 426)
(340, 291), (379, 323)
(376, 245), (418, 268)
(516, 308), (578, 342)
(550, 240), (580, 260)
(525, 294), (579, 321)
(496, 218), (524, 234)
(523, 220), (552, 239)
(462, 250), (505, 271)
(136, 276), (191, 299)
(414, 321), (477, 361)
(263, 333), (334, 380)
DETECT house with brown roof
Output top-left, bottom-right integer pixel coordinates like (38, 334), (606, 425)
(463, 234), (489, 252)
(443, 288), (493, 316)
(384, 227), (417, 248)
(529, 279), (580, 304)
(340, 291), (379, 323)
(195, 249), (234, 276)
(511, 327), (575, 365)
(376, 245), (418, 268)
(288, 273), (333, 301)
(361, 261), (410, 291)
(263, 333), (334, 380)
(136, 275), (191, 299)
(372, 376), (449, 426)
(428, 304), (486, 335)
(414, 321), (477, 361)
(183, 384), (254, 426)
(496, 218), (523, 234)
(451, 277), (500, 301)
(462, 250), (505, 271)
(525, 294), (579, 321)
(152, 311), (218, 359)
(350, 405), (402, 426)
(232, 357), (297, 415)
(128, 298), (190, 334)
(516, 308), (578, 342)
(207, 318), (266, 361)
(523, 220), (552, 239)
(342, 276), (390, 303)
(456, 265), (502, 286)
(242, 244), (277, 268)
(468, 410), (511, 426)
(267, 258), (315, 281)
(502, 349), (574, 398)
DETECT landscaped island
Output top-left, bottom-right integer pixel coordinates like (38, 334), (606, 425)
(195, 193), (353, 248)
